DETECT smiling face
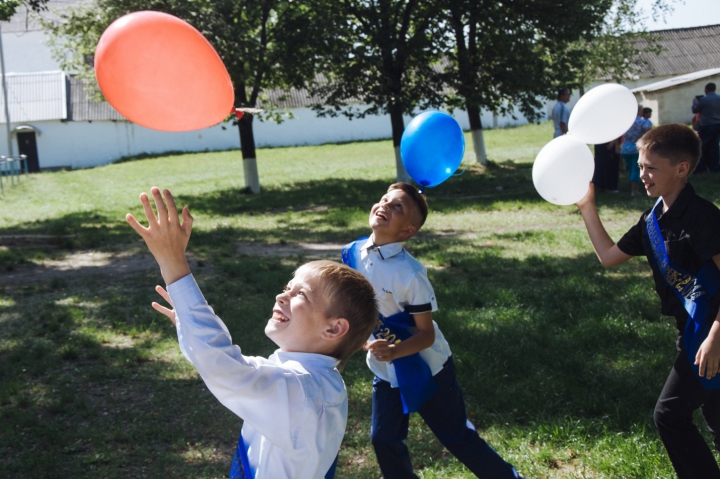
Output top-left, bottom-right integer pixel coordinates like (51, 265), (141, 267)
(265, 265), (338, 354)
(638, 150), (689, 199)
(368, 189), (419, 245)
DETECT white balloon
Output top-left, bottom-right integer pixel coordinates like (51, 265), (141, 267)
(532, 135), (595, 206)
(568, 83), (637, 145)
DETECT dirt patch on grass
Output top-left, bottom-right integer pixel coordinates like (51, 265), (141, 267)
(1, 241), (345, 284)
(236, 241), (343, 259)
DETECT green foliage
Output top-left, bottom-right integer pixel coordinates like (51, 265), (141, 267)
(441, 0), (613, 123)
(310, 0), (448, 158)
(564, 0), (678, 91)
(0, 0), (48, 22)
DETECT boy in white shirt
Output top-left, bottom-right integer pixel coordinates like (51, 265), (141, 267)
(342, 183), (524, 478)
(126, 187), (378, 479)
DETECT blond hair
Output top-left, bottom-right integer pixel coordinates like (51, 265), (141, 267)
(296, 261), (377, 371)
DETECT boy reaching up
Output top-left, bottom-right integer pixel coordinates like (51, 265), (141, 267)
(575, 124), (720, 479)
(127, 187), (378, 479)
(343, 182), (524, 479)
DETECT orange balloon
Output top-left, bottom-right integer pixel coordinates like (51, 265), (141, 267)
(95, 11), (234, 132)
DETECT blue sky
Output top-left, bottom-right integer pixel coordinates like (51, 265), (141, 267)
(636, 0), (720, 30)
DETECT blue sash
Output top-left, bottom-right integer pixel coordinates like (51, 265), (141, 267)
(230, 427), (340, 479)
(646, 198), (720, 388)
(342, 238), (438, 413)
(230, 433), (253, 479)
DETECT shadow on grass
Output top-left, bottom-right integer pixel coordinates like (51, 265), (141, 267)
(0, 227), (679, 477)
(2, 166), (716, 477)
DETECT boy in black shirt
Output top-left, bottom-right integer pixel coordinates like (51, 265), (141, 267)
(575, 124), (720, 478)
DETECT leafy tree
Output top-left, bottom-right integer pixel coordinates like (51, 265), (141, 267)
(311, 0), (447, 183)
(42, 0), (322, 193)
(0, 0), (48, 22)
(564, 0), (676, 95)
(441, 0), (612, 164)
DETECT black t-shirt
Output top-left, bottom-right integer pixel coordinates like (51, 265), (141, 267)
(617, 183), (720, 330)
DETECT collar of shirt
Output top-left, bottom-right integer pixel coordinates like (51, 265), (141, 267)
(360, 237), (403, 260)
(271, 350), (340, 370)
(660, 183), (695, 220)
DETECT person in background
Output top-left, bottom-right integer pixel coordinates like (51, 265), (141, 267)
(592, 137), (622, 193)
(552, 87), (571, 138)
(643, 107), (653, 121)
(692, 83), (720, 173)
(621, 105), (653, 196)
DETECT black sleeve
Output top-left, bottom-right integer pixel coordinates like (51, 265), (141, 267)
(688, 201), (720, 263)
(616, 211), (647, 257)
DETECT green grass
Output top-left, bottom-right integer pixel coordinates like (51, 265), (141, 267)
(2, 121), (720, 478)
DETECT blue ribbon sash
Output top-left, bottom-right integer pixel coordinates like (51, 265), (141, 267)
(230, 429), (339, 479)
(230, 432), (253, 479)
(646, 198), (720, 388)
(342, 239), (438, 413)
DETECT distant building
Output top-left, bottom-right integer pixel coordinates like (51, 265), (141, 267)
(628, 24), (720, 89)
(554, 24), (720, 127)
(632, 68), (720, 126)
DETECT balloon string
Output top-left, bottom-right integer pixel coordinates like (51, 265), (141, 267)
(453, 165), (467, 177)
(418, 185), (425, 195)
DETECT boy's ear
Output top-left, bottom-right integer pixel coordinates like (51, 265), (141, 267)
(322, 318), (350, 340)
(677, 161), (690, 178)
(400, 224), (418, 240)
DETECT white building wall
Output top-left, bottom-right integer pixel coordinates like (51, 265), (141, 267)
(1, 106), (530, 170)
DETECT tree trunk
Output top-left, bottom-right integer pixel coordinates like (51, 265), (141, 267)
(238, 113), (260, 194)
(467, 106), (487, 165)
(390, 105), (411, 183)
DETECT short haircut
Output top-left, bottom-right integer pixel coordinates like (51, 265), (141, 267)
(387, 182), (429, 230)
(297, 261), (377, 371)
(706, 83), (716, 92)
(636, 124), (701, 172)
(557, 87), (570, 100)
(642, 107), (652, 115)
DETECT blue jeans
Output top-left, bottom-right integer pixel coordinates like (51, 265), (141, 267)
(697, 123), (720, 173)
(371, 357), (519, 479)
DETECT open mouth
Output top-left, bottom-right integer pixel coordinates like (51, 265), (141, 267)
(272, 310), (289, 322)
(375, 211), (387, 220)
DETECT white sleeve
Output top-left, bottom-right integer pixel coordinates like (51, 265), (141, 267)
(167, 275), (300, 450)
(400, 267), (438, 314)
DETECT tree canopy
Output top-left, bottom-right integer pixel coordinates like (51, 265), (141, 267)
(43, 0), (325, 193)
(0, 0), (48, 22)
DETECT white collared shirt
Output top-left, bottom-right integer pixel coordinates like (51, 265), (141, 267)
(167, 274), (346, 479)
(349, 238), (452, 386)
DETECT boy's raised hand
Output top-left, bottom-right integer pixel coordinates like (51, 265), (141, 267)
(575, 182), (596, 212)
(126, 187), (193, 285)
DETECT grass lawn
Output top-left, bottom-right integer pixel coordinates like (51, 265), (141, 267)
(1, 121), (719, 478)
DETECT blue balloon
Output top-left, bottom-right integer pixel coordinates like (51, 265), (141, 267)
(400, 111), (465, 188)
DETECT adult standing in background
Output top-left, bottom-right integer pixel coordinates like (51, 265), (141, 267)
(552, 88), (571, 138)
(621, 105), (652, 196)
(692, 82), (720, 173)
(592, 137), (622, 193)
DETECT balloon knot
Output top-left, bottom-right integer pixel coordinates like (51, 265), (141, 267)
(418, 186), (426, 195)
(234, 108), (245, 120)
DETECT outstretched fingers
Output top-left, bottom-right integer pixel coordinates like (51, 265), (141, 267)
(151, 187), (169, 226)
(181, 206), (194, 235)
(163, 189), (179, 223)
(152, 302), (176, 325)
(125, 213), (148, 237)
(153, 285), (176, 325)
(139, 191), (158, 226)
